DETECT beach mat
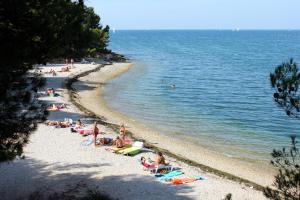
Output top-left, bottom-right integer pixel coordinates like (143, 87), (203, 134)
(156, 171), (184, 181)
(81, 138), (93, 146)
(119, 146), (142, 156)
(106, 145), (131, 153)
(169, 176), (205, 185)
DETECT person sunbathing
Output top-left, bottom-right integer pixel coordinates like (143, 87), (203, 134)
(75, 119), (83, 129)
(59, 66), (70, 72)
(99, 137), (113, 146)
(155, 151), (167, 165)
(140, 156), (155, 168)
(47, 104), (66, 110)
(118, 124), (133, 145)
(113, 136), (124, 148)
(46, 120), (70, 128)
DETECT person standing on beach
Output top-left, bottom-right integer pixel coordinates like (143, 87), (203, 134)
(93, 122), (100, 147)
(70, 58), (74, 68)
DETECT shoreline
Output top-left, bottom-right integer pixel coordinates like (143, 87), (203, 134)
(0, 62), (267, 199)
(70, 62), (276, 188)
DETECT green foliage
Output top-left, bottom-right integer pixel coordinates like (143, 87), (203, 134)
(265, 59), (300, 199)
(270, 59), (300, 118)
(264, 136), (300, 200)
(0, 0), (110, 161)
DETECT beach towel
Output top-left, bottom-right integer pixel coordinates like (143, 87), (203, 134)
(105, 145), (131, 153)
(81, 138), (93, 146)
(49, 93), (58, 97)
(156, 171), (184, 181)
(169, 176), (205, 185)
(119, 146), (142, 156)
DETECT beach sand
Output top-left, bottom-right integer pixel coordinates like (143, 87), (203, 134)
(0, 62), (269, 199)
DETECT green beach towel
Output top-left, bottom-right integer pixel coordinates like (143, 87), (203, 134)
(119, 146), (141, 156)
(107, 144), (131, 153)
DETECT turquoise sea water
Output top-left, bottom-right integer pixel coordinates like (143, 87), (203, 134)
(104, 30), (300, 162)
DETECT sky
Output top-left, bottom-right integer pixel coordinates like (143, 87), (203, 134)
(86, 0), (300, 30)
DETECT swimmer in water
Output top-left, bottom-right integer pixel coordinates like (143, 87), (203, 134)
(171, 84), (176, 89)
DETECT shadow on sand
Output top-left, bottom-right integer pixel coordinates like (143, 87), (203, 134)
(0, 157), (194, 200)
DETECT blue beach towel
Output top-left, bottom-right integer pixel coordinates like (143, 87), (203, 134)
(81, 138), (93, 146)
(156, 171), (184, 181)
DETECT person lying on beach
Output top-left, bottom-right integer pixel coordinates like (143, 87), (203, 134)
(47, 104), (66, 110)
(46, 120), (70, 128)
(59, 66), (70, 72)
(140, 156), (156, 168)
(98, 137), (113, 146)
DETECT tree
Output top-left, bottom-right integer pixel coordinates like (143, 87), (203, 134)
(264, 59), (300, 199)
(0, 0), (110, 161)
(264, 136), (300, 199)
(270, 59), (300, 118)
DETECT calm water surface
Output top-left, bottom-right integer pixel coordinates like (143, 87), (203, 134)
(104, 30), (300, 162)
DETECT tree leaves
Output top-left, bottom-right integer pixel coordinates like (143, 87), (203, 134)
(270, 59), (300, 118)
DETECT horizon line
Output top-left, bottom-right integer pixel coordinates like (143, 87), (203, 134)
(110, 28), (300, 31)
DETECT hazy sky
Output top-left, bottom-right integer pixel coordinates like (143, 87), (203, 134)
(86, 0), (300, 30)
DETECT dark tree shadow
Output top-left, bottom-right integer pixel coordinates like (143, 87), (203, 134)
(0, 158), (194, 200)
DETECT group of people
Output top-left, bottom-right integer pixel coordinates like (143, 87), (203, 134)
(59, 66), (70, 72)
(46, 117), (168, 170)
(71, 120), (133, 149)
(65, 58), (74, 68)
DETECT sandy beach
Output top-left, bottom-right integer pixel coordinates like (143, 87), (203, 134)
(0, 62), (269, 200)
(74, 62), (276, 186)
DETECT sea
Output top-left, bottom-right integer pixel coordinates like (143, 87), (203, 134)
(104, 30), (300, 162)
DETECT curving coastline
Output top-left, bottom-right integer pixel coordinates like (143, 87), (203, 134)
(69, 62), (276, 188)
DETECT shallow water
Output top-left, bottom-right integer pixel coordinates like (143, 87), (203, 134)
(104, 30), (300, 162)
